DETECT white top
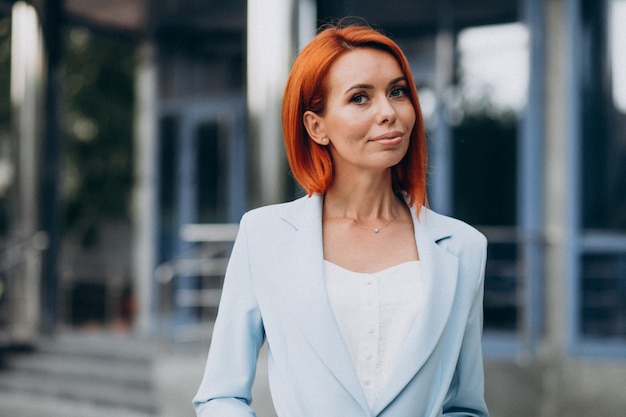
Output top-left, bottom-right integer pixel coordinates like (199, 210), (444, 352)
(324, 260), (423, 409)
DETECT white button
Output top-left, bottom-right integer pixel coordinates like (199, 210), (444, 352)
(364, 379), (372, 386)
(365, 353), (373, 360)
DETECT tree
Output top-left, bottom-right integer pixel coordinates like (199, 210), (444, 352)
(62, 28), (135, 246)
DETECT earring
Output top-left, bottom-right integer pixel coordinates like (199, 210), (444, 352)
(322, 137), (328, 144)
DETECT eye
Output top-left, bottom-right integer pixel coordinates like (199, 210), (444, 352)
(390, 87), (409, 98)
(350, 93), (369, 105)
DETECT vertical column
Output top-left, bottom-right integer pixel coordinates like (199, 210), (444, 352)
(430, 0), (455, 215)
(175, 116), (196, 245)
(132, 41), (158, 336)
(541, 0), (579, 414)
(10, 1), (45, 343)
(40, 0), (62, 335)
(172, 114), (197, 328)
(247, 0), (298, 206)
(228, 105), (248, 222)
(518, 0), (546, 358)
(298, 0), (317, 49)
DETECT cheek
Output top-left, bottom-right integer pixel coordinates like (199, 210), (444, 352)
(400, 105), (417, 129)
(327, 110), (370, 138)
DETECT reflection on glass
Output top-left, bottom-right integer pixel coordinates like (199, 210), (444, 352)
(611, 0), (626, 112)
(457, 23), (529, 115)
(581, 253), (626, 340)
(453, 23), (528, 336)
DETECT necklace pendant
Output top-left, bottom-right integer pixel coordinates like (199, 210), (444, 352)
(373, 228), (380, 233)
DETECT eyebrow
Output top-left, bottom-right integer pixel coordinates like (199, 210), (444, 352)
(344, 76), (408, 94)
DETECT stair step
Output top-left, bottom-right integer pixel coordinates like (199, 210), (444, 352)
(7, 351), (152, 387)
(0, 391), (153, 417)
(0, 332), (157, 415)
(38, 332), (156, 363)
(0, 369), (155, 413)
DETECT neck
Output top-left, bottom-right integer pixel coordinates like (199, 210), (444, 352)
(324, 171), (401, 221)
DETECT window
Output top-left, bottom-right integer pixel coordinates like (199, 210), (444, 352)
(576, 0), (626, 352)
(195, 120), (229, 223)
(454, 23), (529, 341)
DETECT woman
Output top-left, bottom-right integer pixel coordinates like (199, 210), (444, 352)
(193, 23), (489, 417)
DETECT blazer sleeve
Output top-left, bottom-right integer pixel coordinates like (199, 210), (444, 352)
(193, 214), (265, 417)
(442, 235), (489, 417)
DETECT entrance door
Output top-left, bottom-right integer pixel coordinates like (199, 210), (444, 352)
(157, 96), (246, 336)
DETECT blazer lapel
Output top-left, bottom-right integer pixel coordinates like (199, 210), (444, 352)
(373, 206), (459, 415)
(277, 194), (370, 412)
(275, 196), (459, 415)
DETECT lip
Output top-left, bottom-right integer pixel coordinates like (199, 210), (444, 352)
(370, 130), (404, 146)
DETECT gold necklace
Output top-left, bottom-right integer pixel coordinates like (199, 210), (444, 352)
(325, 203), (396, 233)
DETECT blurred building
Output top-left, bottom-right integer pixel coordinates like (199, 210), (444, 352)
(0, 0), (624, 416)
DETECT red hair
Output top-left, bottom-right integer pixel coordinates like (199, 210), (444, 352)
(281, 24), (428, 207)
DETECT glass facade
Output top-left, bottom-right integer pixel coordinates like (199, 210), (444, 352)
(581, 0), (626, 232)
(453, 23), (527, 337)
(577, 0), (626, 346)
(1, 0), (623, 356)
(581, 253), (626, 339)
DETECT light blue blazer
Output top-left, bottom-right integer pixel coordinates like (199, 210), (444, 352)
(193, 194), (489, 417)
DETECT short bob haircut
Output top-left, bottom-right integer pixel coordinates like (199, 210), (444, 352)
(282, 23), (428, 207)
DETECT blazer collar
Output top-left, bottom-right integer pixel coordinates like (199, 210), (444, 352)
(280, 193), (455, 241)
(277, 194), (370, 411)
(278, 194), (459, 414)
(373, 204), (459, 414)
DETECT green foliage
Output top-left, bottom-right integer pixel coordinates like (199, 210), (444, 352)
(62, 28), (135, 244)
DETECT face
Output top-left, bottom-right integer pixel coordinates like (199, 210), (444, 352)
(304, 48), (416, 177)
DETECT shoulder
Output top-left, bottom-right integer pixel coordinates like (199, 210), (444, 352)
(238, 194), (317, 234)
(234, 195), (320, 255)
(241, 195), (309, 221)
(242, 201), (291, 223)
(420, 208), (488, 292)
(421, 207), (486, 247)
(418, 207), (487, 272)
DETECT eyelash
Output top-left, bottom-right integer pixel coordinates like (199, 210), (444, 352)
(350, 93), (368, 104)
(391, 87), (409, 97)
(349, 87), (409, 104)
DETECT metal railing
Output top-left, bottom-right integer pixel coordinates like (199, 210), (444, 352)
(0, 231), (48, 347)
(155, 224), (238, 342)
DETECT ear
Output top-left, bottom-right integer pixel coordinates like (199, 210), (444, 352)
(303, 111), (328, 145)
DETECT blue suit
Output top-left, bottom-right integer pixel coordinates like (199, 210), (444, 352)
(193, 194), (489, 416)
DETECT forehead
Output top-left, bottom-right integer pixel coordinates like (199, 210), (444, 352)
(326, 48), (404, 88)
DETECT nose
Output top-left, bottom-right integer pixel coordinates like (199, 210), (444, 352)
(377, 97), (397, 124)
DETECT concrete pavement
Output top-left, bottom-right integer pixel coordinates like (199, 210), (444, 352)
(157, 341), (276, 417)
(0, 331), (277, 417)
(0, 330), (545, 417)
